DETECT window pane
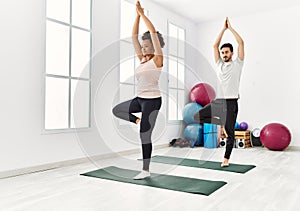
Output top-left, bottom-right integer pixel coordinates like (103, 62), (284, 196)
(120, 1), (135, 39)
(119, 83), (135, 125)
(178, 28), (185, 58)
(71, 79), (90, 128)
(46, 21), (70, 76)
(47, 0), (70, 23)
(178, 89), (185, 120)
(169, 23), (177, 39)
(178, 28), (185, 41)
(168, 23), (177, 56)
(120, 41), (135, 84)
(178, 38), (185, 58)
(71, 28), (90, 78)
(45, 77), (69, 129)
(120, 40), (134, 60)
(168, 89), (177, 120)
(168, 57), (177, 88)
(72, 0), (91, 29)
(120, 58), (135, 84)
(178, 59), (185, 89)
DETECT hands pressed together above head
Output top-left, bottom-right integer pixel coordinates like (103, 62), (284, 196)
(224, 17), (233, 30)
(136, 1), (144, 17)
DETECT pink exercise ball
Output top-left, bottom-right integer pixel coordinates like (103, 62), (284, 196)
(189, 83), (216, 106)
(260, 123), (291, 151)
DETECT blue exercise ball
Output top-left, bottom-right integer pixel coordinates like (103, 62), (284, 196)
(182, 102), (203, 124)
(235, 122), (240, 129)
(184, 124), (203, 146)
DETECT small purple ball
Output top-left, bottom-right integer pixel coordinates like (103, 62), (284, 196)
(239, 122), (248, 130)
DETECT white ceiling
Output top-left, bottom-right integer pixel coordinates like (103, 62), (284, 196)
(148, 0), (300, 23)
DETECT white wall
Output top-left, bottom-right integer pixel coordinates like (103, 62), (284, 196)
(195, 6), (300, 146)
(0, 0), (198, 173)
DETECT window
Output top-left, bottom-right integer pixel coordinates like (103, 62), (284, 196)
(168, 22), (185, 122)
(119, 0), (148, 125)
(45, 0), (92, 130)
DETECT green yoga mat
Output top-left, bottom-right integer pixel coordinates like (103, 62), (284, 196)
(149, 155), (256, 174)
(81, 166), (226, 196)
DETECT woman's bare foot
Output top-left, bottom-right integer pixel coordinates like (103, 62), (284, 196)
(221, 158), (229, 167)
(221, 126), (228, 138)
(136, 118), (141, 124)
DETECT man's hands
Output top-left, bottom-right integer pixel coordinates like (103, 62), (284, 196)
(224, 17), (233, 30)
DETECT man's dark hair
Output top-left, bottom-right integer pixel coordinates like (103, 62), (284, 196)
(142, 31), (165, 48)
(220, 43), (233, 52)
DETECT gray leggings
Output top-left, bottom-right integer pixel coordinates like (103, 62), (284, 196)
(112, 97), (162, 170)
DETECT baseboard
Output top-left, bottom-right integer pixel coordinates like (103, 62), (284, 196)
(0, 144), (169, 179)
(286, 145), (300, 151)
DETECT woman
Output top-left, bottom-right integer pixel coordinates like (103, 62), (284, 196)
(112, 1), (165, 179)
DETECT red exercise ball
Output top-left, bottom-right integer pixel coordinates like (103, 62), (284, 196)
(260, 123), (291, 151)
(189, 83), (216, 106)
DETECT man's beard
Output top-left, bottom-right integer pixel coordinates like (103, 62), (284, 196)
(223, 57), (230, 62)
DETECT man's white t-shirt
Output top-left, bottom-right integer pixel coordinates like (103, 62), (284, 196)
(216, 58), (244, 99)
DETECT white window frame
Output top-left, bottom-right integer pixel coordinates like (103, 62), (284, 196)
(167, 21), (186, 123)
(44, 0), (92, 132)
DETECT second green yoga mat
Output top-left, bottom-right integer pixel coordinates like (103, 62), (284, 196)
(81, 166), (226, 196)
(149, 155), (255, 173)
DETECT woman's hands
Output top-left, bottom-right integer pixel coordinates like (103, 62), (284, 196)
(136, 1), (144, 17)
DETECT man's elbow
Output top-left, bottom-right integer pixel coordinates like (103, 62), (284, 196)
(238, 40), (244, 46)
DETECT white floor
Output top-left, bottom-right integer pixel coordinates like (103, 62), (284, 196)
(1, 146), (300, 211)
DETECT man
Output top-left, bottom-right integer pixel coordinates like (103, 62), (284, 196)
(214, 17), (244, 167)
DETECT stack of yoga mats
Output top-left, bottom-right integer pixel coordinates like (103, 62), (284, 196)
(203, 123), (218, 148)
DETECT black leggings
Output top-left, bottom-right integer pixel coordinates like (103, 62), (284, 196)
(112, 97), (162, 170)
(194, 99), (238, 159)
